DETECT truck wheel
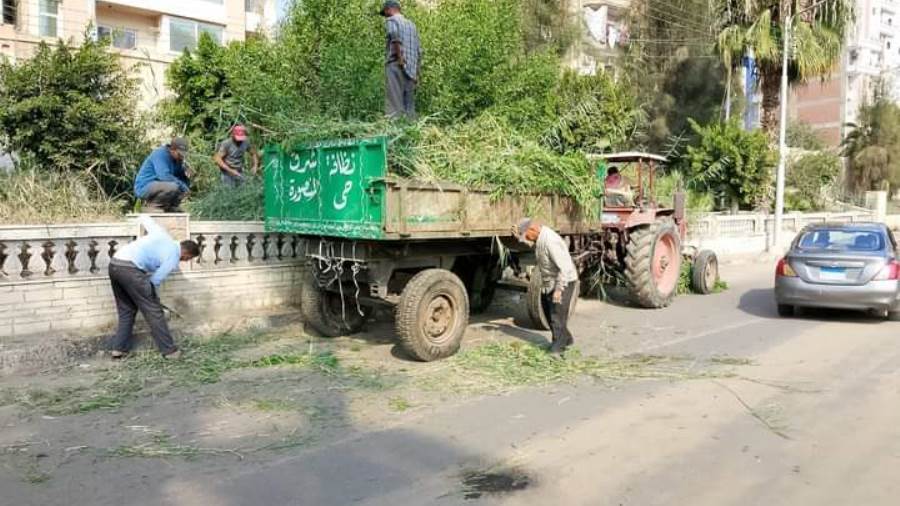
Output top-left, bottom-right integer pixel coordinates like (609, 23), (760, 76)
(527, 269), (551, 330)
(527, 268), (579, 330)
(301, 273), (366, 337)
(396, 269), (469, 361)
(691, 250), (719, 295)
(625, 218), (682, 308)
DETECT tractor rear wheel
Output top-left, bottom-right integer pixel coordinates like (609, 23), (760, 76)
(625, 218), (682, 308)
(527, 268), (579, 330)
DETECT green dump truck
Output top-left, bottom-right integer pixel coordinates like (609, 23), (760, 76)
(264, 137), (706, 361)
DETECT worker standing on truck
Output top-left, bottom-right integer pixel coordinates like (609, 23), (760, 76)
(514, 219), (579, 355)
(107, 215), (200, 360)
(381, 0), (421, 119)
(214, 124), (259, 187)
(134, 138), (191, 213)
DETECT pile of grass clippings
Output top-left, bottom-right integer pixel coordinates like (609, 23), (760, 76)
(268, 113), (600, 212)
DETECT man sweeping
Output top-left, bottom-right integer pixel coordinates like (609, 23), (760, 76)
(381, 0), (421, 119)
(514, 218), (579, 355)
(107, 215), (200, 359)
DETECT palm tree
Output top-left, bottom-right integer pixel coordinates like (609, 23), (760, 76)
(715, 0), (852, 137)
(842, 92), (900, 192)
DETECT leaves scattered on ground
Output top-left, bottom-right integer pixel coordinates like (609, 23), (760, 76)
(447, 341), (719, 390)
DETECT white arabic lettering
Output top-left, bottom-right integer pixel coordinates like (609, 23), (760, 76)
(288, 179), (319, 203)
(328, 152), (355, 176)
(333, 181), (353, 210)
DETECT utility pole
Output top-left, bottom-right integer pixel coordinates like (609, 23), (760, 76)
(773, 14), (790, 250)
(773, 0), (828, 250)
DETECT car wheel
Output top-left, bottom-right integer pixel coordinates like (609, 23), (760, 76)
(776, 304), (794, 317)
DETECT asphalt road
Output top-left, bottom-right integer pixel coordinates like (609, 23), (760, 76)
(137, 260), (900, 506)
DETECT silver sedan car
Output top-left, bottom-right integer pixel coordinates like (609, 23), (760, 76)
(774, 222), (900, 319)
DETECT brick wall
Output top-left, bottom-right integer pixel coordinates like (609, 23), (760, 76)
(0, 217), (306, 339)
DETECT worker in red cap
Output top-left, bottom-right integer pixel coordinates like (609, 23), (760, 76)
(213, 124), (259, 187)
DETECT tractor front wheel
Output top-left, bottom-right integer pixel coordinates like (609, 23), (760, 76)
(625, 218), (682, 308)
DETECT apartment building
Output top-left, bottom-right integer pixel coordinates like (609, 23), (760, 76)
(570, 0), (630, 74)
(0, 0), (278, 108)
(789, 0), (900, 146)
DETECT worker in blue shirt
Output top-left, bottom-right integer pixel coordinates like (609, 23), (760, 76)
(134, 137), (191, 213)
(108, 215), (200, 359)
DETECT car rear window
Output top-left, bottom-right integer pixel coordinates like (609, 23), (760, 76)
(797, 229), (885, 252)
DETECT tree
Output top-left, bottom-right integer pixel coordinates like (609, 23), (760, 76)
(842, 92), (900, 193)
(715, 0), (851, 137)
(0, 35), (147, 195)
(625, 0), (727, 152)
(680, 119), (775, 211)
(521, 0), (580, 55)
(786, 151), (840, 210)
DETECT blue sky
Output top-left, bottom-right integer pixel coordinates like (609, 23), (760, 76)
(277, 0), (290, 19)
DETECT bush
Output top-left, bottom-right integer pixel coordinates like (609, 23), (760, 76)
(786, 151), (841, 211)
(678, 119), (774, 211)
(0, 36), (148, 196)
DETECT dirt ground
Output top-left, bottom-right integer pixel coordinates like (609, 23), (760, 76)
(0, 291), (732, 500)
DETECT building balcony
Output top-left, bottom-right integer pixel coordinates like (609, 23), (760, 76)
(97, 0), (228, 26)
(582, 0), (631, 11)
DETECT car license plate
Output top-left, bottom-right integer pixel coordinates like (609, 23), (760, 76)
(819, 266), (846, 280)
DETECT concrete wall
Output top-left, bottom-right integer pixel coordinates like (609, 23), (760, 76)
(686, 210), (877, 256)
(0, 217), (305, 339)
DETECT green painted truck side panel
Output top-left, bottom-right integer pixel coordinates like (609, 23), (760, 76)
(264, 137), (388, 240)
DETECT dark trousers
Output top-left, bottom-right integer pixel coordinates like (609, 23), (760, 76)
(143, 181), (185, 213)
(541, 282), (576, 352)
(385, 62), (416, 119)
(108, 260), (177, 355)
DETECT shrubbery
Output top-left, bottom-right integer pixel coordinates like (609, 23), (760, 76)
(0, 36), (149, 198)
(678, 119), (774, 211)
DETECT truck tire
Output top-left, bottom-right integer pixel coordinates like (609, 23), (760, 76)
(527, 268), (579, 331)
(625, 218), (682, 308)
(396, 269), (469, 361)
(691, 250), (719, 295)
(300, 273), (366, 337)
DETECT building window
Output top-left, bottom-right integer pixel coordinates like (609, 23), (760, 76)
(38, 0), (59, 37)
(98, 26), (137, 50)
(246, 0), (264, 12)
(2, 0), (17, 25)
(169, 18), (224, 52)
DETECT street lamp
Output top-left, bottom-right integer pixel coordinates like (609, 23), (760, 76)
(773, 0), (830, 250)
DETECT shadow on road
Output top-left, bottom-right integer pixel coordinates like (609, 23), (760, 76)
(739, 288), (885, 324)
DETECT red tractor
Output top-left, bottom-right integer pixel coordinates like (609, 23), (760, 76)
(589, 152), (718, 308)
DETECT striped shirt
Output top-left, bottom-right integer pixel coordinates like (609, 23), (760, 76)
(385, 13), (422, 80)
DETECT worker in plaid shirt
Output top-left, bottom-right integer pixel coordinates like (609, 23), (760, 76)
(381, 0), (421, 119)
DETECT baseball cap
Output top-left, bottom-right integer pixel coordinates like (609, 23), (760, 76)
(381, 0), (401, 15)
(170, 137), (189, 157)
(232, 124), (248, 141)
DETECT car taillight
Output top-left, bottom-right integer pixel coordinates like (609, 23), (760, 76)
(874, 260), (900, 280)
(776, 258), (797, 277)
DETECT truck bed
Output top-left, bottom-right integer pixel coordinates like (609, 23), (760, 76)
(264, 137), (600, 240)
